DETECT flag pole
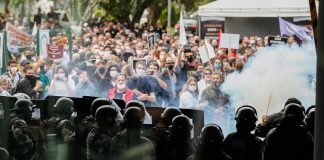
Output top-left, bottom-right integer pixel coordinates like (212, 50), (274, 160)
(308, 0), (318, 48)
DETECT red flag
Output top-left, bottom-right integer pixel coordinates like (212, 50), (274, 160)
(218, 28), (222, 45)
(47, 44), (63, 59)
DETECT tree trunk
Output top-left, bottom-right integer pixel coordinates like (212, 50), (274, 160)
(148, 1), (167, 26)
(131, 0), (154, 28)
(4, 0), (10, 15)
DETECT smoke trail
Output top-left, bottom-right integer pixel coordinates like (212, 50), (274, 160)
(220, 42), (316, 125)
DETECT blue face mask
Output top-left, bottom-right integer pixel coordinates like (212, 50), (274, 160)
(215, 63), (222, 70)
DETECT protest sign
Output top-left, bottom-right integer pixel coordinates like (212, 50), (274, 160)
(47, 44), (63, 59)
(219, 33), (240, 49)
(268, 36), (288, 46)
(39, 30), (50, 58)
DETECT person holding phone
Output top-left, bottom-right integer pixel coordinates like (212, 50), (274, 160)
(13, 65), (42, 99)
(48, 66), (75, 97)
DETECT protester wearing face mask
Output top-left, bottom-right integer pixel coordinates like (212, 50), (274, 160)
(75, 71), (95, 97)
(214, 58), (224, 74)
(3, 60), (23, 87)
(108, 74), (137, 102)
(24, 50), (36, 63)
(13, 65), (42, 99)
(197, 68), (213, 101)
(147, 62), (168, 107)
(107, 65), (120, 88)
(90, 60), (111, 97)
(48, 66), (75, 97)
(179, 77), (206, 110)
(193, 64), (204, 82)
(127, 61), (156, 107)
(159, 57), (182, 106)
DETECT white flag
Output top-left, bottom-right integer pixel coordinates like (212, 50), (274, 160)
(179, 12), (187, 46)
(32, 23), (37, 36)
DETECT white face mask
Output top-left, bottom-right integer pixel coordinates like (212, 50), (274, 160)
(137, 69), (146, 77)
(117, 83), (126, 90)
(58, 73), (65, 79)
(10, 67), (17, 73)
(110, 71), (119, 78)
(188, 85), (197, 92)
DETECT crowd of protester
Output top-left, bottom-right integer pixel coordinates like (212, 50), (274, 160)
(0, 14), (303, 110)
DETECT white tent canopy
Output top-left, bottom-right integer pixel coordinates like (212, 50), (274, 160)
(198, 0), (318, 17)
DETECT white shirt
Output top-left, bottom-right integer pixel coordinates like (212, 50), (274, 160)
(179, 91), (203, 110)
(49, 78), (75, 97)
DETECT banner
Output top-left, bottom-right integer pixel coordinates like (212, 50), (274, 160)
(0, 33), (3, 68)
(268, 36), (288, 46)
(39, 30), (50, 58)
(199, 17), (225, 41)
(47, 44), (63, 59)
(5, 23), (33, 52)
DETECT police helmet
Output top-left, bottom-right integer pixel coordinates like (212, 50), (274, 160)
(123, 107), (144, 129)
(199, 124), (224, 145)
(125, 100), (146, 119)
(283, 103), (305, 123)
(53, 97), (74, 118)
(161, 107), (182, 126)
(169, 115), (192, 132)
(235, 105), (258, 122)
(284, 97), (302, 109)
(12, 93), (31, 100)
(13, 99), (34, 115)
(95, 105), (122, 128)
(91, 98), (115, 117)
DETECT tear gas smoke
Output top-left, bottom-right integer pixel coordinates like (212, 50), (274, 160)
(220, 43), (316, 126)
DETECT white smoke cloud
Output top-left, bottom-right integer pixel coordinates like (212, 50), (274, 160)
(221, 43), (316, 123)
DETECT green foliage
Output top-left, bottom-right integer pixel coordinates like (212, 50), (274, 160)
(159, 2), (180, 27)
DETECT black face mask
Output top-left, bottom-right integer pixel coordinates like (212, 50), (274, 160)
(123, 52), (133, 62)
(26, 75), (38, 84)
(26, 55), (32, 60)
(98, 67), (105, 74)
(168, 65), (174, 70)
(187, 56), (194, 62)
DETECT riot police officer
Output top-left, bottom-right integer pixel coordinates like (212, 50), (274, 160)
(111, 107), (155, 160)
(188, 124), (232, 160)
(86, 105), (122, 160)
(43, 97), (75, 160)
(8, 99), (45, 160)
(223, 105), (263, 160)
(152, 107), (182, 160)
(162, 115), (194, 160)
(264, 103), (313, 160)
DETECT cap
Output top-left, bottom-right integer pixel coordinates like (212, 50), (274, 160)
(20, 59), (30, 66)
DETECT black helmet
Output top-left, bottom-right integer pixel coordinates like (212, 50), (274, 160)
(53, 97), (74, 118)
(169, 115), (192, 132)
(284, 97), (302, 109)
(12, 93), (31, 100)
(235, 105), (258, 123)
(161, 107), (182, 126)
(13, 99), (34, 114)
(306, 105), (315, 118)
(0, 147), (9, 160)
(95, 105), (122, 128)
(123, 107), (144, 129)
(283, 103), (305, 124)
(125, 100), (146, 119)
(305, 105), (315, 134)
(91, 98), (115, 117)
(199, 124), (224, 146)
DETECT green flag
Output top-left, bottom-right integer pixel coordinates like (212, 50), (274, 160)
(1, 31), (8, 74)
